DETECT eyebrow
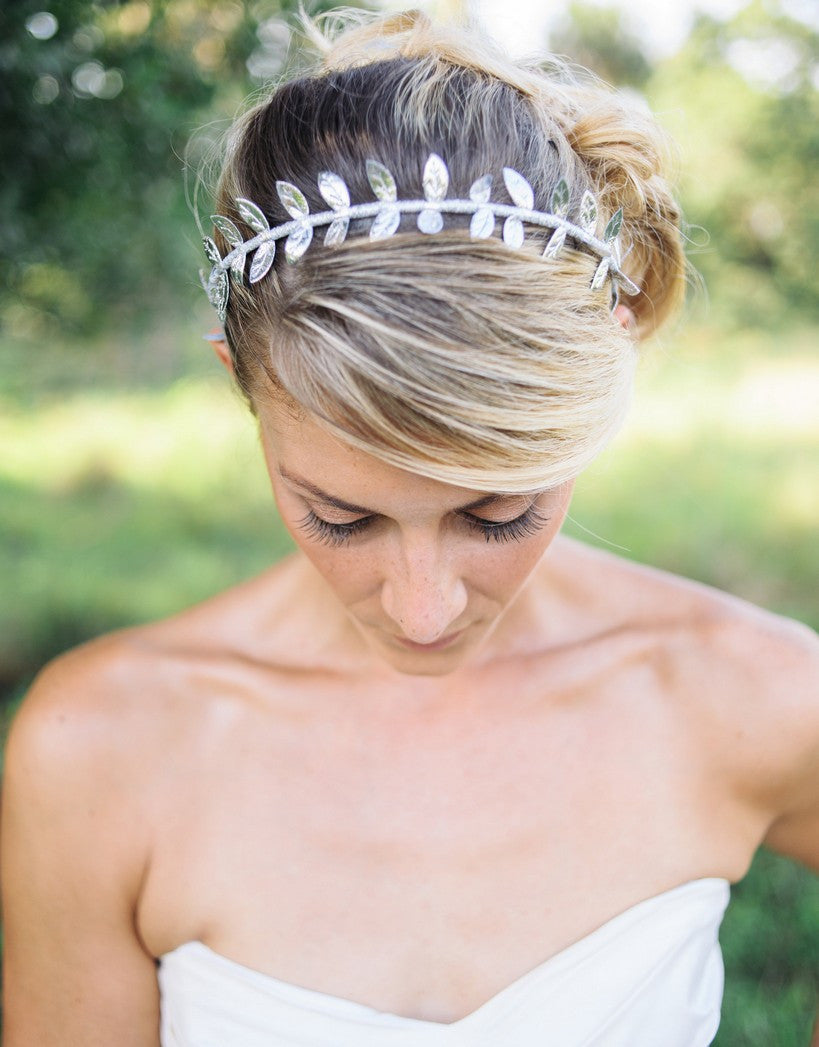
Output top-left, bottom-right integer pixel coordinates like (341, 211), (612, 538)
(278, 466), (513, 515)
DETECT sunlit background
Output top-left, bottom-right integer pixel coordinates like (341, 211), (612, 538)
(1, 1), (817, 1041)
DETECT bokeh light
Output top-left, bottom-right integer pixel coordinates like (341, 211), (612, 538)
(25, 11), (58, 40)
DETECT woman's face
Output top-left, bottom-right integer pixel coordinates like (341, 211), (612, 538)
(256, 400), (574, 677)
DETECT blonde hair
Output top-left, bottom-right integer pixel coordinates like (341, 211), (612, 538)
(212, 8), (685, 492)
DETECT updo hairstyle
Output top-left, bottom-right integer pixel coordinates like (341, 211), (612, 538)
(211, 9), (685, 492)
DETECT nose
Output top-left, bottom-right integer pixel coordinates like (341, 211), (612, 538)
(380, 533), (468, 644)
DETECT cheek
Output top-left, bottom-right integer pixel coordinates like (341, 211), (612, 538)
(314, 546), (376, 593)
(466, 536), (549, 595)
(270, 487), (376, 602)
(288, 526), (379, 604)
(463, 502), (568, 596)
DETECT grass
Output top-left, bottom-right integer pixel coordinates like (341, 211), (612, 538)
(1, 316), (817, 1041)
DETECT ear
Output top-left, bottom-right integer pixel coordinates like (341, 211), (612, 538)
(204, 330), (234, 375)
(613, 304), (636, 334)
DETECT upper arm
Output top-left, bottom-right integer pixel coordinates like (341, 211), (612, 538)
(1, 650), (161, 1046)
(755, 621), (819, 874)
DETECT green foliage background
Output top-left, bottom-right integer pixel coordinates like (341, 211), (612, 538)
(1, 0), (817, 1042)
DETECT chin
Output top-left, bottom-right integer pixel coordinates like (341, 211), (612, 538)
(367, 628), (481, 678)
(382, 651), (470, 678)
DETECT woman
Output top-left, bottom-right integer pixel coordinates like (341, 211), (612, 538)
(2, 10), (817, 1046)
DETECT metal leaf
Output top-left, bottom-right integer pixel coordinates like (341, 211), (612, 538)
(318, 171), (350, 211)
(604, 208), (623, 243)
(277, 181), (310, 219)
(324, 216), (349, 247)
(616, 271), (640, 297)
(470, 207), (494, 239)
(202, 236), (222, 266)
(211, 215), (242, 247)
(550, 179), (570, 218)
(422, 153), (449, 203)
(469, 175), (492, 205)
(366, 159), (397, 203)
(502, 168), (534, 210)
(208, 269), (228, 321)
(249, 240), (276, 283)
(369, 206), (400, 240)
(284, 222), (313, 263)
(579, 190), (598, 234)
(236, 197), (270, 235)
(591, 257), (610, 291)
(503, 215), (525, 249)
(229, 253), (245, 285)
(542, 227), (567, 259)
(610, 238), (623, 267)
(418, 208), (443, 234)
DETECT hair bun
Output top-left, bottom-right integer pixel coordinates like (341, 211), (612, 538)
(567, 96), (685, 333)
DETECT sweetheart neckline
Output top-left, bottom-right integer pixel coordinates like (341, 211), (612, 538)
(159, 877), (730, 1030)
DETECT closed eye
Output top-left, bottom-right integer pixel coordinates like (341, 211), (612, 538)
(297, 503), (551, 547)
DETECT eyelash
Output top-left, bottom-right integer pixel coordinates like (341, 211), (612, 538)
(297, 504), (552, 548)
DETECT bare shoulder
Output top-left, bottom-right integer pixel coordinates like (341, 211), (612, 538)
(1, 631), (179, 1045)
(557, 538), (819, 864)
(5, 556), (307, 810)
(0, 578), (302, 1046)
(2, 625), (194, 911)
(8, 550), (315, 781)
(6, 589), (268, 791)
(567, 535), (816, 715)
(8, 625), (187, 796)
(557, 534), (815, 654)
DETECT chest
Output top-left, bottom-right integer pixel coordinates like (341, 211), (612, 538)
(139, 675), (735, 995)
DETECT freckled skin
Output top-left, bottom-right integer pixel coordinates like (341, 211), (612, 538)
(256, 399), (575, 676)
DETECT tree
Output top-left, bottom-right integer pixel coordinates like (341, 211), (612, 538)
(548, 2), (653, 88)
(647, 0), (819, 323)
(0, 0), (314, 336)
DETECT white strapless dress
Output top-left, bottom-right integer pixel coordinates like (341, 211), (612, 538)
(158, 877), (730, 1046)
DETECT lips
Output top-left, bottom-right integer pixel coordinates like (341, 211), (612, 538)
(394, 629), (464, 651)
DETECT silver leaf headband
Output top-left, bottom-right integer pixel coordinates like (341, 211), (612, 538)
(201, 153), (639, 322)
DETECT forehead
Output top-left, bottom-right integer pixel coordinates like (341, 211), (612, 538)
(255, 398), (522, 514)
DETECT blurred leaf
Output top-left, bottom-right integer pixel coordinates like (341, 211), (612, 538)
(549, 2), (653, 87)
(0, 0), (340, 336)
(645, 0), (819, 324)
